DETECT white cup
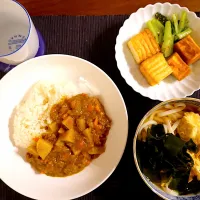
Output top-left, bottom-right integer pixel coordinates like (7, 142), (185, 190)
(0, 0), (39, 65)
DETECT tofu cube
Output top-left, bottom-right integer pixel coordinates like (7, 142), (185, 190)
(128, 28), (160, 64)
(174, 35), (200, 65)
(140, 53), (173, 86)
(167, 52), (191, 81)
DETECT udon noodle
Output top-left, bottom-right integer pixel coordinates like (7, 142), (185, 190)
(140, 103), (186, 136)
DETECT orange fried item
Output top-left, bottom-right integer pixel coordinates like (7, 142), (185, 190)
(168, 52), (191, 81)
(127, 28), (160, 64)
(174, 35), (200, 65)
(140, 53), (173, 86)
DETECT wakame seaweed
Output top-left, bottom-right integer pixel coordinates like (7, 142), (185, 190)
(185, 139), (198, 153)
(136, 124), (200, 195)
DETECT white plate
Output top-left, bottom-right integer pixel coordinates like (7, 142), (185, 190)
(115, 3), (200, 101)
(0, 55), (128, 200)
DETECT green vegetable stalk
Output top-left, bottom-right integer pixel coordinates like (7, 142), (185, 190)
(151, 18), (165, 30)
(172, 13), (179, 34)
(147, 18), (164, 45)
(179, 11), (187, 32)
(151, 18), (164, 44)
(176, 28), (192, 40)
(161, 21), (174, 57)
(147, 20), (159, 43)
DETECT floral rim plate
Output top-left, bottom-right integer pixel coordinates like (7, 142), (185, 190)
(115, 3), (200, 101)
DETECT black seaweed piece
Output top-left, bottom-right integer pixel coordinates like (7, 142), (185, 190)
(179, 177), (200, 195)
(185, 139), (198, 153)
(164, 134), (185, 157)
(136, 124), (200, 195)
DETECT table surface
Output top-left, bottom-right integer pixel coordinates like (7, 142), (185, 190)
(1, 5), (200, 200)
(18, 0), (200, 16)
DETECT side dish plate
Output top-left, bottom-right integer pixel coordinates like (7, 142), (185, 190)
(115, 3), (200, 101)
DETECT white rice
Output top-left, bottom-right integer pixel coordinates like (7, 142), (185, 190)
(13, 79), (99, 148)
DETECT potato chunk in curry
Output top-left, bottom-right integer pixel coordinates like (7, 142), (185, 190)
(59, 129), (76, 143)
(26, 94), (111, 177)
(36, 138), (53, 160)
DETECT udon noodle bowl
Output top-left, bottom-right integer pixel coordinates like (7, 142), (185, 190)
(135, 98), (200, 196)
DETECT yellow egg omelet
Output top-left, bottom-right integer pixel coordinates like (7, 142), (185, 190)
(177, 112), (200, 144)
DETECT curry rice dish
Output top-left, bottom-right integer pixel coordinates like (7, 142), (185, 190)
(13, 81), (111, 177)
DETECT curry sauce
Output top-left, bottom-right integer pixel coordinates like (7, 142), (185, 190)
(26, 94), (111, 177)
